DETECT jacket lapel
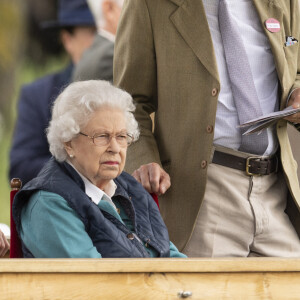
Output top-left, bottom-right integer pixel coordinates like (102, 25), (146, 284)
(169, 0), (219, 82)
(169, 0), (285, 96)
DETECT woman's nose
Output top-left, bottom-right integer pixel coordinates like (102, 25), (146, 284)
(107, 136), (121, 152)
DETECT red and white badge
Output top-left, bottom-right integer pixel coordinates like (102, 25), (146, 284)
(265, 18), (280, 33)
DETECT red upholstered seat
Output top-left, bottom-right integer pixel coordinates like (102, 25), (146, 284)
(10, 178), (23, 258)
(151, 193), (159, 209)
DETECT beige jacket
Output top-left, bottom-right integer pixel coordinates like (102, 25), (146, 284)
(114, 0), (300, 250)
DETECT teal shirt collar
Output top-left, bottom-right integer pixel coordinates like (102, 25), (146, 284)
(98, 200), (124, 224)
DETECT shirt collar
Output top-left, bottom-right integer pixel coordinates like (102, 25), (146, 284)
(66, 161), (117, 205)
(98, 29), (115, 43)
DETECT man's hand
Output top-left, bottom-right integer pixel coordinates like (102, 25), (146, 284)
(285, 88), (300, 123)
(132, 163), (171, 195)
(0, 230), (10, 257)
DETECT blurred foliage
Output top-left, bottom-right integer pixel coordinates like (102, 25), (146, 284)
(0, 0), (68, 226)
(0, 56), (68, 225)
(0, 1), (23, 227)
(0, 0), (24, 130)
(0, 1), (23, 70)
(0, 135), (11, 225)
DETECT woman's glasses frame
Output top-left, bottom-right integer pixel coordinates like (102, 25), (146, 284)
(79, 132), (133, 147)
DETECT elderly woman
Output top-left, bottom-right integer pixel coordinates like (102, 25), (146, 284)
(13, 80), (186, 258)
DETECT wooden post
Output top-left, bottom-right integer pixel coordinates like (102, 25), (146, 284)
(10, 178), (22, 191)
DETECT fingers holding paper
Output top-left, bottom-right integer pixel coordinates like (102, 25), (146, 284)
(286, 88), (300, 123)
(0, 230), (9, 257)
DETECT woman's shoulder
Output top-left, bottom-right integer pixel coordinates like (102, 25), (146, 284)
(22, 190), (78, 228)
(30, 190), (66, 201)
(27, 190), (70, 212)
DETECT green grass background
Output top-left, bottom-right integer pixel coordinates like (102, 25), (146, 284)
(0, 57), (68, 226)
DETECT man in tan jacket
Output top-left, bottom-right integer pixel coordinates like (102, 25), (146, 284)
(114, 0), (300, 257)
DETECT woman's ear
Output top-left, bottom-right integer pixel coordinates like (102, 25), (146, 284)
(64, 141), (74, 158)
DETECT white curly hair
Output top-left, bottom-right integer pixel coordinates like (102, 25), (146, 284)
(47, 80), (139, 162)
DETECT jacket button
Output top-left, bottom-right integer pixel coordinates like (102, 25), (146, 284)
(206, 125), (213, 133)
(127, 233), (134, 240)
(212, 88), (218, 96)
(201, 160), (207, 169)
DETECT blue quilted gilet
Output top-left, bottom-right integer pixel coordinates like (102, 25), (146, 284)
(13, 157), (170, 258)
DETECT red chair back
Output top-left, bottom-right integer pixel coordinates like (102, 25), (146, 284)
(10, 178), (23, 258)
(150, 193), (159, 209)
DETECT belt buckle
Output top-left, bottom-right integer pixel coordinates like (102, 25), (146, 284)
(246, 156), (261, 176)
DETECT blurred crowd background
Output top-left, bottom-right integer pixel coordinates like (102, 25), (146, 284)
(0, 0), (69, 224)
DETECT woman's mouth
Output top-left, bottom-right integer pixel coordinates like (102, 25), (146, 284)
(103, 161), (119, 165)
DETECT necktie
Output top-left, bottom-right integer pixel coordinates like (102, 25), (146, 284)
(218, 0), (268, 154)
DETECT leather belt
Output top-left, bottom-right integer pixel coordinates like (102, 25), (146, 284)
(212, 150), (279, 176)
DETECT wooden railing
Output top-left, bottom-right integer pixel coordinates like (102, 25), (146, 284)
(1, 258), (300, 299)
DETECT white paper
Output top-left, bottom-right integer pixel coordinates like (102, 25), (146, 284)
(0, 223), (10, 239)
(239, 106), (300, 135)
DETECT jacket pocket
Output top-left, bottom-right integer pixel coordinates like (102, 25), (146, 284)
(283, 42), (299, 60)
(283, 42), (299, 83)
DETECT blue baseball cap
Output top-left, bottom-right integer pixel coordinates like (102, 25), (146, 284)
(42, 0), (95, 29)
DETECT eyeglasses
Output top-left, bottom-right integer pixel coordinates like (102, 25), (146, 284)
(79, 132), (134, 147)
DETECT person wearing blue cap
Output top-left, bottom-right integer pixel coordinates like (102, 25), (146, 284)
(9, 0), (96, 185)
(72, 0), (124, 82)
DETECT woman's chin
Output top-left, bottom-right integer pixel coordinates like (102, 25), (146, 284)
(99, 168), (120, 179)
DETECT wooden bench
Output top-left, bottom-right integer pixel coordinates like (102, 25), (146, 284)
(1, 258), (300, 299)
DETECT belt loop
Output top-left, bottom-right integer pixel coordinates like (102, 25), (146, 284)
(210, 146), (216, 164)
(274, 154), (279, 173)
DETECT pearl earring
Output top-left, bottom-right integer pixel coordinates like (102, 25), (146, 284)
(69, 154), (74, 158)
